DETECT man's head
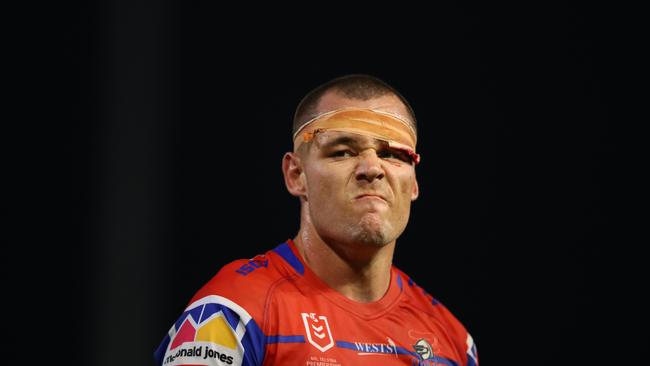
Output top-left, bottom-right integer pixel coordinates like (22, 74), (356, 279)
(292, 75), (417, 139)
(282, 74), (420, 249)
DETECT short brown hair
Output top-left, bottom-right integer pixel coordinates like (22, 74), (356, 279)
(292, 74), (417, 136)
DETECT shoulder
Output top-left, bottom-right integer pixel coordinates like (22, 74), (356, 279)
(154, 244), (295, 366)
(395, 267), (460, 322)
(190, 252), (283, 310)
(189, 248), (293, 319)
(395, 267), (479, 365)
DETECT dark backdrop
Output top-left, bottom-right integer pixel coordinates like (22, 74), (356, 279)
(14, 2), (642, 365)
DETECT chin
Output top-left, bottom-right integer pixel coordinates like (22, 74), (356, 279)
(353, 231), (390, 247)
(352, 216), (393, 247)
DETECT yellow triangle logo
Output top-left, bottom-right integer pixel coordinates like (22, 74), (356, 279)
(195, 315), (238, 350)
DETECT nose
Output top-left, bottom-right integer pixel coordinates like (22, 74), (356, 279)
(355, 149), (385, 183)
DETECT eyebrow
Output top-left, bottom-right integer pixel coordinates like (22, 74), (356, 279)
(319, 135), (362, 150)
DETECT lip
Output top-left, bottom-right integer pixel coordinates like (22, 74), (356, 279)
(354, 194), (387, 202)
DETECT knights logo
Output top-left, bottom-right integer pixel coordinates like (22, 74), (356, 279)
(408, 330), (443, 365)
(301, 312), (334, 352)
(413, 338), (434, 360)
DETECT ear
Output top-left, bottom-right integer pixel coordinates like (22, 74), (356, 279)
(282, 152), (307, 197)
(411, 176), (419, 201)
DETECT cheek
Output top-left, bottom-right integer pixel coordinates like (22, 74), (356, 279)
(400, 180), (412, 194)
(306, 169), (339, 203)
(396, 176), (416, 205)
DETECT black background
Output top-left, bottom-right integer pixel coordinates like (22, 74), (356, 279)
(9, 1), (643, 365)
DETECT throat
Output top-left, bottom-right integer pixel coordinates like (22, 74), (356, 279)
(337, 275), (391, 303)
(295, 233), (395, 303)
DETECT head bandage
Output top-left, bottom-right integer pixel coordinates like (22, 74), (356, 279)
(293, 108), (420, 164)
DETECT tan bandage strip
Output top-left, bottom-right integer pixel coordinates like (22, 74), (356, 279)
(293, 108), (420, 164)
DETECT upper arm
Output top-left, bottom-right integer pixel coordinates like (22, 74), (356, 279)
(154, 295), (265, 366)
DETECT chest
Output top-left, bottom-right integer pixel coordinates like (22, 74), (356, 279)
(261, 296), (463, 366)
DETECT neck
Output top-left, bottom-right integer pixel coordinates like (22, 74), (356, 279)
(293, 218), (395, 303)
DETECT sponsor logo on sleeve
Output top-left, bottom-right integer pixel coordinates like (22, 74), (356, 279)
(163, 300), (246, 365)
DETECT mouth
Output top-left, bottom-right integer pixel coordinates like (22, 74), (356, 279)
(354, 194), (387, 202)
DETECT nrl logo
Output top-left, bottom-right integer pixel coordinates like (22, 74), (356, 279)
(301, 312), (334, 352)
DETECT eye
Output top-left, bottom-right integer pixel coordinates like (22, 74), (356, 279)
(378, 149), (411, 163)
(330, 149), (354, 158)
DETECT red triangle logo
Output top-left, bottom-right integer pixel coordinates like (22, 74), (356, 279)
(170, 318), (196, 349)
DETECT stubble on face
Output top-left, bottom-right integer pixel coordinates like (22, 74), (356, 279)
(350, 212), (392, 247)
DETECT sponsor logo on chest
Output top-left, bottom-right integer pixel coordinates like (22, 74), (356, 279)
(353, 337), (399, 357)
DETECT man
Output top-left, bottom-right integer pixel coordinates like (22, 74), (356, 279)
(154, 74), (478, 366)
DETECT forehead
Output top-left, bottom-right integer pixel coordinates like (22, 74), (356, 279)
(313, 130), (387, 149)
(315, 90), (413, 125)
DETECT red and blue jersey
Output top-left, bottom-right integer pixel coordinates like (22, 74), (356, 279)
(154, 240), (478, 366)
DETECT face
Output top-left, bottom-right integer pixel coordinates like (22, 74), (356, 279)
(288, 91), (419, 248)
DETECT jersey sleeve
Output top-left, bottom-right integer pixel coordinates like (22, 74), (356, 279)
(465, 332), (479, 366)
(435, 301), (479, 366)
(154, 253), (278, 366)
(153, 294), (265, 366)
(398, 269), (479, 366)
